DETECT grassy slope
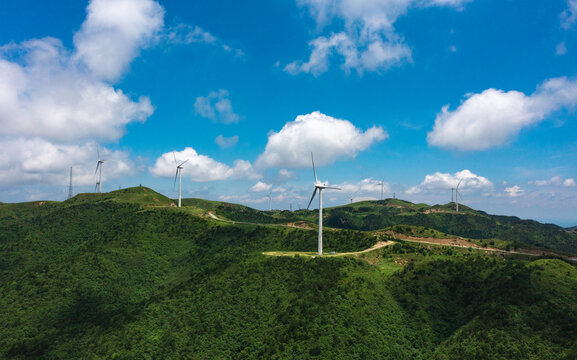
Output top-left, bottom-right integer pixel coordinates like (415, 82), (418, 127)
(1, 188), (577, 358)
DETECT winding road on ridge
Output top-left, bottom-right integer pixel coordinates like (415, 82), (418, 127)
(205, 211), (577, 261)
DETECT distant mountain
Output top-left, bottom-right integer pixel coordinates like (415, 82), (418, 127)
(320, 199), (577, 255)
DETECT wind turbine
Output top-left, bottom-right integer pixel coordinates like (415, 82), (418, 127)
(379, 179), (384, 200)
(173, 152), (188, 207)
(346, 194), (354, 204)
(307, 153), (340, 255)
(449, 187), (455, 203)
(455, 179), (463, 212)
(266, 190), (272, 211)
(95, 148), (104, 193)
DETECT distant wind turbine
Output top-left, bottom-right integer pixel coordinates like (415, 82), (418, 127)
(346, 194), (353, 204)
(307, 153), (340, 255)
(379, 179), (384, 200)
(266, 190), (272, 211)
(173, 152), (188, 208)
(95, 148), (104, 193)
(455, 179), (463, 212)
(68, 166), (73, 199)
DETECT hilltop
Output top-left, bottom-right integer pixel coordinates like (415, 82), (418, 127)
(1, 187), (577, 359)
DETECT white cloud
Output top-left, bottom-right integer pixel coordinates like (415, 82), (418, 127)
(255, 111), (387, 168)
(249, 181), (272, 193)
(556, 41), (568, 56)
(215, 135), (239, 149)
(73, 0), (164, 81)
(561, 0), (577, 29)
(149, 147), (260, 182)
(505, 185), (524, 198)
(277, 169), (298, 181)
(530, 176), (577, 187)
(0, 138), (134, 190)
(0, 37), (154, 143)
(163, 22), (244, 57)
(194, 90), (242, 124)
(427, 76), (577, 150)
(336, 178), (391, 200)
(407, 169), (493, 195)
(0, 0), (161, 195)
(287, 0), (470, 75)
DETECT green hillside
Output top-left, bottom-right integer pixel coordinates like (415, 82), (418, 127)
(321, 199), (577, 255)
(1, 187), (577, 359)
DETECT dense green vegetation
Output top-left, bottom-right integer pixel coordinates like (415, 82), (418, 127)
(323, 200), (577, 254)
(1, 187), (576, 359)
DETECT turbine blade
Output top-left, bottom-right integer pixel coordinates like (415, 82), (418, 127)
(173, 169), (179, 189)
(326, 186), (341, 190)
(307, 188), (318, 210)
(97, 146), (100, 160)
(173, 151), (178, 165)
(456, 178), (463, 190)
(95, 162), (100, 174)
(311, 152), (318, 183)
(178, 159), (189, 167)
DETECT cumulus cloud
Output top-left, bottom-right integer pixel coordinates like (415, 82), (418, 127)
(427, 76), (577, 150)
(194, 90), (242, 124)
(505, 185), (524, 198)
(255, 111), (387, 168)
(0, 138), (134, 190)
(406, 169), (493, 195)
(215, 135), (239, 149)
(0, 0), (164, 196)
(529, 176), (577, 187)
(287, 0), (470, 75)
(73, 0), (164, 81)
(249, 181), (272, 192)
(0, 37), (154, 143)
(149, 147), (260, 182)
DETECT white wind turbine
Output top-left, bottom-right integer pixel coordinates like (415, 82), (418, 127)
(266, 190), (273, 211)
(455, 178), (463, 212)
(307, 153), (340, 255)
(173, 152), (188, 208)
(379, 179), (384, 200)
(346, 194), (354, 204)
(95, 148), (104, 193)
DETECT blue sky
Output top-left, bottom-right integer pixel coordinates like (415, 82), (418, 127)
(1, 0), (577, 226)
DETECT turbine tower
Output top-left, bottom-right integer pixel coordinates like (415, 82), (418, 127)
(345, 193), (354, 204)
(173, 152), (188, 208)
(455, 179), (463, 212)
(380, 179), (384, 200)
(68, 166), (73, 199)
(307, 153), (340, 255)
(266, 191), (272, 211)
(95, 149), (104, 193)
